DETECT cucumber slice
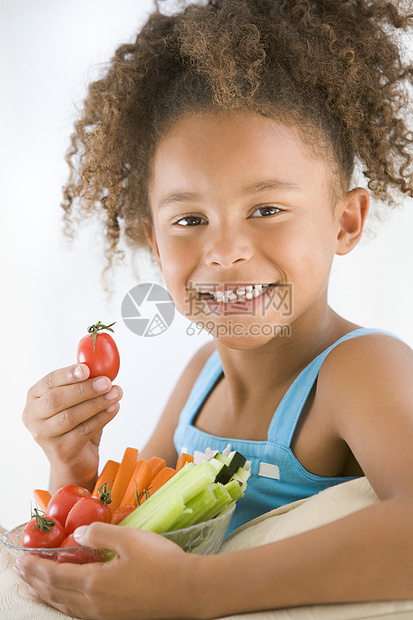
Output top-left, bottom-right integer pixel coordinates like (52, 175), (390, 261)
(214, 464), (232, 485)
(213, 453), (231, 466)
(226, 451), (247, 477)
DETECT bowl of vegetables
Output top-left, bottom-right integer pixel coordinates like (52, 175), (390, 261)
(2, 449), (250, 563)
(2, 503), (236, 563)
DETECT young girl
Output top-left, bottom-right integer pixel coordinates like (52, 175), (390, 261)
(16, 0), (413, 617)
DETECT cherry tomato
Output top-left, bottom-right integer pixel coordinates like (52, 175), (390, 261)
(111, 504), (136, 525)
(65, 496), (112, 535)
(21, 509), (65, 549)
(47, 484), (91, 529)
(58, 534), (102, 564)
(60, 533), (82, 548)
(77, 320), (120, 381)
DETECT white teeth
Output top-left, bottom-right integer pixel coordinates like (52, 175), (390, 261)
(207, 283), (270, 303)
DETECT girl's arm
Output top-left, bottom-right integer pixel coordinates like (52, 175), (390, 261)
(15, 334), (413, 618)
(194, 332), (413, 616)
(138, 340), (216, 465)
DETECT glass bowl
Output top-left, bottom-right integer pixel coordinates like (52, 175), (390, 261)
(2, 504), (235, 563)
(162, 503), (235, 554)
(1, 523), (111, 564)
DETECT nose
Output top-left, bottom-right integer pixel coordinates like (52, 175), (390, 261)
(204, 225), (253, 268)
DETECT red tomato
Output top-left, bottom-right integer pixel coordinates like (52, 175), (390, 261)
(60, 533), (82, 548)
(111, 505), (136, 525)
(21, 511), (65, 549)
(65, 496), (112, 535)
(77, 321), (120, 381)
(47, 484), (91, 529)
(58, 534), (102, 564)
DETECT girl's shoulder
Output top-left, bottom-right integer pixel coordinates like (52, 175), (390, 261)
(319, 329), (413, 383)
(315, 330), (413, 486)
(318, 330), (413, 403)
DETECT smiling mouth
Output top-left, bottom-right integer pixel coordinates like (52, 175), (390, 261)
(200, 283), (275, 303)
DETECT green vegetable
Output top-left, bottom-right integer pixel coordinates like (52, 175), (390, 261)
(168, 485), (217, 531)
(117, 452), (251, 535)
(118, 460), (216, 529)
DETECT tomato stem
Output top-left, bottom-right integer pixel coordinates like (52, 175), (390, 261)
(134, 482), (154, 506)
(87, 321), (116, 352)
(97, 481), (112, 506)
(30, 507), (56, 532)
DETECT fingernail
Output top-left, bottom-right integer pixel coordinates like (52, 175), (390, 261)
(106, 404), (117, 413)
(13, 564), (22, 577)
(15, 558), (25, 571)
(74, 525), (89, 544)
(93, 377), (111, 392)
(28, 586), (38, 597)
(73, 365), (83, 378)
(105, 386), (121, 400)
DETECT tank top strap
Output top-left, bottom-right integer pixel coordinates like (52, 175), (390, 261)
(177, 349), (223, 426)
(267, 327), (399, 447)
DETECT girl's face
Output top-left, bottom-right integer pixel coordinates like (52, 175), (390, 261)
(147, 111), (363, 348)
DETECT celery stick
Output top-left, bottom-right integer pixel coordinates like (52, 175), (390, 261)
(146, 462), (194, 499)
(201, 484), (233, 522)
(168, 485), (217, 531)
(118, 463), (193, 528)
(119, 460), (216, 528)
(140, 493), (185, 533)
(224, 479), (244, 502)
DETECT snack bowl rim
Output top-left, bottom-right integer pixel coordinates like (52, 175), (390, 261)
(2, 504), (235, 557)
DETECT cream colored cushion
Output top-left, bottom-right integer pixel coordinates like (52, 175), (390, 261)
(0, 523), (76, 619)
(218, 478), (413, 619)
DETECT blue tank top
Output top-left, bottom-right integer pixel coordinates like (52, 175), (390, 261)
(174, 328), (398, 535)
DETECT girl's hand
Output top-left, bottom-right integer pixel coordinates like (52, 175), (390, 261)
(22, 364), (123, 490)
(14, 522), (200, 620)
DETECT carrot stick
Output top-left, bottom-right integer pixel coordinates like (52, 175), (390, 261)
(148, 456), (166, 479)
(150, 467), (176, 494)
(92, 460), (120, 497)
(33, 489), (52, 513)
(176, 452), (194, 471)
(110, 447), (139, 512)
(119, 460), (153, 507)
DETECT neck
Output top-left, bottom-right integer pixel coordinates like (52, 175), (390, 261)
(214, 305), (358, 410)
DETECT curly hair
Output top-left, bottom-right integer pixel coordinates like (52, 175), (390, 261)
(62, 0), (413, 271)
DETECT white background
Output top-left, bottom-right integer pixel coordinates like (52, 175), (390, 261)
(0, 0), (412, 530)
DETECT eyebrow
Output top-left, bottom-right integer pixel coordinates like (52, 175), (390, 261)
(242, 179), (301, 194)
(157, 178), (301, 208)
(158, 192), (203, 208)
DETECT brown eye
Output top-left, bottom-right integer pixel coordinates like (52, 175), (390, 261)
(174, 215), (207, 226)
(250, 205), (281, 218)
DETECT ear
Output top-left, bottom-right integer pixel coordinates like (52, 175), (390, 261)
(142, 217), (162, 271)
(335, 187), (370, 256)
